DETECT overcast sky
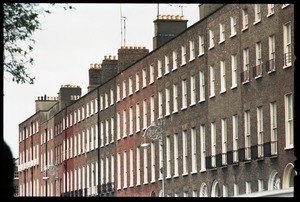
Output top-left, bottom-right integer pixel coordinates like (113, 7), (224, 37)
(3, 3), (200, 158)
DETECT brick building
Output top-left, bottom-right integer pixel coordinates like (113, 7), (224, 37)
(18, 4), (295, 197)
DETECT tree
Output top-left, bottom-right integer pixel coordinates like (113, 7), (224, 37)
(3, 3), (74, 84)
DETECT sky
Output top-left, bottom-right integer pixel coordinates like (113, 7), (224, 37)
(3, 3), (200, 158)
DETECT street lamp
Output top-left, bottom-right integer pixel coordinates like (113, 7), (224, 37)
(43, 163), (59, 196)
(141, 120), (164, 197)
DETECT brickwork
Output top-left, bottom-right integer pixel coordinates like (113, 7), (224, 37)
(18, 4), (295, 197)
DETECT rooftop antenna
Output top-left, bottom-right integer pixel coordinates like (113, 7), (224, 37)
(120, 4), (126, 47)
(169, 4), (187, 16)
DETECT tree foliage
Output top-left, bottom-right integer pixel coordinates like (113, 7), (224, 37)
(3, 3), (74, 84)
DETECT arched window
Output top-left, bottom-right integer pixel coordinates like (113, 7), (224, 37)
(211, 180), (221, 197)
(283, 163), (296, 189)
(199, 182), (208, 197)
(268, 170), (280, 190)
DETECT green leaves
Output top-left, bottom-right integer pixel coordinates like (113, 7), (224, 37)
(3, 3), (74, 84)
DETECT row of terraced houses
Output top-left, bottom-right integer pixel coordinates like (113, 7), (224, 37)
(18, 4), (296, 197)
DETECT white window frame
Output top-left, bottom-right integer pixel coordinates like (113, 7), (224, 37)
(129, 77), (133, 96)
(267, 4), (275, 17)
(285, 93), (293, 148)
(244, 110), (251, 160)
(198, 35), (205, 56)
(208, 29), (214, 49)
(231, 54), (238, 88)
(232, 115), (239, 163)
(182, 130), (188, 175)
(142, 68), (147, 88)
(116, 84), (120, 102)
(165, 88), (171, 117)
(173, 84), (178, 113)
(172, 50), (178, 71)
(283, 22), (292, 68)
(189, 40), (195, 61)
(136, 147), (141, 186)
(230, 16), (237, 37)
(158, 91), (163, 119)
(209, 65), (215, 98)
(257, 107), (264, 158)
(143, 148), (148, 184)
(254, 4), (261, 24)
(135, 72), (140, 92)
(123, 109), (127, 138)
(122, 80), (126, 99)
(164, 55), (170, 75)
(129, 149), (134, 187)
(150, 64), (154, 84)
(199, 71), (205, 102)
(221, 118), (227, 165)
(123, 151), (127, 188)
(143, 99), (147, 130)
(136, 103), (140, 133)
(219, 23), (225, 43)
(110, 88), (114, 106)
(270, 102), (277, 155)
(151, 142), (156, 182)
(211, 122), (216, 167)
(181, 45), (186, 66)
(157, 59), (162, 79)
(129, 106), (133, 135)
(191, 127), (197, 173)
(220, 60), (226, 93)
(190, 75), (196, 106)
(181, 79), (187, 110)
(174, 133), (179, 177)
(242, 8), (248, 31)
(150, 95), (155, 122)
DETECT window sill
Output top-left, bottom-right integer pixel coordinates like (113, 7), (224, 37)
(189, 58), (195, 63)
(182, 173), (189, 177)
(198, 99), (205, 103)
(283, 64), (292, 69)
(180, 63), (187, 67)
(253, 20), (261, 25)
(209, 95), (215, 99)
(230, 83), (237, 89)
(255, 75), (262, 80)
(172, 67), (177, 72)
(267, 13), (274, 18)
(181, 107), (187, 111)
(163, 72), (170, 76)
(241, 27), (248, 32)
(200, 169), (206, 173)
(208, 46), (214, 50)
(190, 103), (196, 107)
(220, 90), (226, 94)
(198, 53), (204, 58)
(164, 113), (170, 118)
(242, 80), (250, 85)
(219, 40), (225, 45)
(284, 145), (294, 150)
(190, 171), (197, 175)
(230, 33), (237, 38)
(172, 110), (178, 114)
(267, 69), (276, 74)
